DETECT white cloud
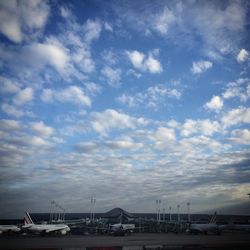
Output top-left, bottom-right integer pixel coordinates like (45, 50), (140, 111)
(91, 109), (147, 135)
(0, 0), (50, 43)
(117, 84), (181, 109)
(117, 94), (137, 108)
(230, 129), (250, 144)
(28, 40), (69, 74)
(204, 96), (223, 112)
(30, 121), (54, 137)
(41, 86), (91, 107)
(127, 50), (145, 70)
(60, 6), (72, 19)
(181, 119), (219, 137)
(83, 19), (102, 44)
(154, 7), (176, 35)
(116, 1), (246, 60)
(41, 89), (53, 103)
(29, 136), (50, 147)
(0, 76), (20, 94)
(0, 119), (21, 131)
(106, 139), (143, 150)
(85, 82), (102, 95)
(152, 127), (176, 142)
(221, 107), (250, 128)
(223, 78), (250, 102)
(145, 54), (163, 73)
(236, 49), (249, 63)
(181, 119), (197, 137)
(13, 87), (33, 106)
(191, 60), (213, 74)
(1, 103), (24, 118)
(101, 66), (122, 87)
(104, 22), (113, 32)
(126, 50), (162, 74)
(180, 135), (222, 152)
(72, 47), (95, 74)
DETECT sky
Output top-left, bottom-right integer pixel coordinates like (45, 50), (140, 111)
(0, 0), (250, 218)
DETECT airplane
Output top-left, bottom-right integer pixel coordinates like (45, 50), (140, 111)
(104, 223), (135, 236)
(22, 211), (70, 235)
(96, 223), (136, 236)
(0, 225), (21, 235)
(219, 222), (250, 232)
(187, 212), (221, 235)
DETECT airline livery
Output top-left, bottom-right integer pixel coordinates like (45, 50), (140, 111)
(23, 211), (70, 235)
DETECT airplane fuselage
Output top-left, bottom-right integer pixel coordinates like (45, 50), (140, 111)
(0, 225), (21, 234)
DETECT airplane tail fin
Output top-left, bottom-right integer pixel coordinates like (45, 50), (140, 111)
(209, 212), (217, 224)
(24, 211), (34, 225)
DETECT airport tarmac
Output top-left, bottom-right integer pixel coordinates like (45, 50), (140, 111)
(1, 232), (250, 250)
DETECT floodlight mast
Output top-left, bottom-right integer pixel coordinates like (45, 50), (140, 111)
(159, 199), (161, 222)
(187, 202), (191, 222)
(177, 204), (180, 222)
(156, 199), (161, 223)
(169, 206), (172, 221)
(163, 207), (166, 222)
(93, 198), (96, 221)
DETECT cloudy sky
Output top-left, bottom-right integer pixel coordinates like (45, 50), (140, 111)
(0, 0), (250, 218)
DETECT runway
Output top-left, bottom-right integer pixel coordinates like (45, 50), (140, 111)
(1, 232), (250, 250)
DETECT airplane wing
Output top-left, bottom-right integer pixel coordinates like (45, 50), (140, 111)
(45, 226), (68, 233)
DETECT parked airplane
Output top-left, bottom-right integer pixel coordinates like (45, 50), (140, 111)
(187, 212), (221, 235)
(22, 212), (70, 235)
(98, 223), (135, 236)
(220, 223), (250, 232)
(0, 225), (20, 234)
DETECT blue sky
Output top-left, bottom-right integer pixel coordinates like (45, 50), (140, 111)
(0, 0), (250, 218)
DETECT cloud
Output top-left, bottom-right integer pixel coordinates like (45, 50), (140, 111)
(13, 87), (33, 106)
(83, 19), (102, 44)
(30, 121), (54, 137)
(191, 60), (213, 74)
(28, 39), (70, 74)
(0, 119), (21, 131)
(101, 66), (122, 87)
(237, 48), (249, 63)
(103, 22), (113, 32)
(1, 103), (24, 118)
(106, 139), (143, 151)
(154, 7), (176, 35)
(181, 119), (219, 137)
(114, 1), (247, 59)
(60, 6), (73, 19)
(204, 96), (223, 112)
(117, 84), (181, 109)
(90, 109), (148, 135)
(126, 50), (162, 74)
(41, 86), (91, 107)
(0, 76), (20, 94)
(0, 0), (50, 43)
(221, 107), (250, 128)
(152, 127), (176, 142)
(230, 129), (250, 145)
(180, 135), (222, 152)
(223, 78), (250, 102)
(73, 142), (100, 154)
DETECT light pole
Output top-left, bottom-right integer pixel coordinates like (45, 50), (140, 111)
(50, 200), (55, 223)
(177, 204), (180, 222)
(169, 206), (172, 221)
(159, 199), (161, 222)
(93, 198), (96, 221)
(187, 202), (191, 222)
(90, 197), (93, 221)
